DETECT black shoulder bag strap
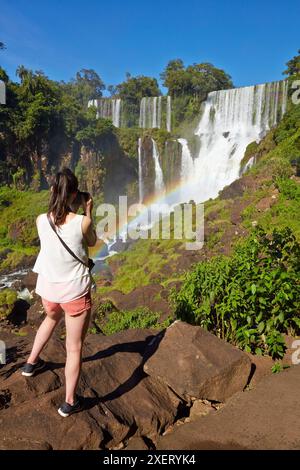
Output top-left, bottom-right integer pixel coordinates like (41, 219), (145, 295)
(47, 213), (89, 269)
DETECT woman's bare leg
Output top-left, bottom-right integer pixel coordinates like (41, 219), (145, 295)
(27, 307), (63, 364)
(64, 308), (91, 405)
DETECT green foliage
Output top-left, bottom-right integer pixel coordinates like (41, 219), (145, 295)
(74, 160), (88, 184)
(241, 141), (259, 168)
(0, 186), (49, 271)
(0, 288), (18, 318)
(271, 362), (290, 374)
(112, 74), (161, 126)
(160, 59), (233, 98)
(273, 95), (300, 153)
(115, 128), (140, 158)
(12, 167), (26, 190)
(75, 117), (114, 148)
(276, 178), (300, 201)
(283, 49), (300, 76)
(171, 227), (300, 359)
(62, 68), (105, 109)
(115, 74), (160, 102)
(0, 65), (108, 188)
(99, 306), (172, 335)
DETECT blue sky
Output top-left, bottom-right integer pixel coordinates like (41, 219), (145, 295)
(0, 0), (299, 94)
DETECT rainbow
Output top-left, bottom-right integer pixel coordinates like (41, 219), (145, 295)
(90, 175), (199, 260)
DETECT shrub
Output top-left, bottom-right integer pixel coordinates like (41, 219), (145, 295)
(0, 288), (18, 318)
(100, 306), (172, 335)
(171, 227), (300, 358)
(276, 177), (300, 201)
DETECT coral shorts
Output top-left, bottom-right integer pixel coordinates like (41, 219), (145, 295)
(42, 290), (92, 316)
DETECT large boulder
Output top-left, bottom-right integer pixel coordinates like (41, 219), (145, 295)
(157, 365), (300, 450)
(143, 321), (251, 402)
(0, 328), (183, 449)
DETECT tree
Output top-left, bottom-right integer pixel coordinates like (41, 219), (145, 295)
(187, 62), (233, 98)
(283, 49), (300, 76)
(160, 59), (184, 83)
(115, 75), (160, 103)
(107, 84), (117, 96)
(160, 59), (233, 98)
(65, 69), (105, 108)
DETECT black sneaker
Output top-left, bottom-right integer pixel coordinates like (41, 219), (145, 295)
(58, 397), (82, 418)
(21, 358), (46, 377)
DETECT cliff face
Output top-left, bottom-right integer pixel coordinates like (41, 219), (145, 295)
(138, 135), (182, 201)
(1, 130), (138, 204)
(161, 139), (182, 191)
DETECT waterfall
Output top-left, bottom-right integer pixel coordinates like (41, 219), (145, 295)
(178, 138), (194, 180)
(139, 97), (161, 129)
(152, 97), (157, 128)
(151, 138), (165, 195)
(178, 138), (194, 202)
(180, 80), (289, 203)
(166, 96), (172, 132)
(138, 138), (144, 203)
(88, 98), (121, 127)
(281, 79), (288, 117)
(112, 98), (121, 127)
(157, 97), (162, 129)
(139, 97), (146, 128)
(139, 96), (172, 130)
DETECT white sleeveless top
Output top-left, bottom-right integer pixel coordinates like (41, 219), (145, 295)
(32, 213), (92, 303)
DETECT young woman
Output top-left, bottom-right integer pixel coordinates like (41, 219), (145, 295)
(21, 167), (97, 417)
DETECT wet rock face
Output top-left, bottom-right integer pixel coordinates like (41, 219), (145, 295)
(161, 140), (182, 191)
(139, 136), (182, 201)
(139, 136), (156, 200)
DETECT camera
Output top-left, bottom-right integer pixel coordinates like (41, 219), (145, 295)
(78, 190), (90, 202)
(70, 190), (90, 213)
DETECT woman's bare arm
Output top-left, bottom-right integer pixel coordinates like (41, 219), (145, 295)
(81, 198), (97, 247)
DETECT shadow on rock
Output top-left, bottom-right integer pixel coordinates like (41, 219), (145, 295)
(82, 330), (166, 405)
(7, 299), (31, 326)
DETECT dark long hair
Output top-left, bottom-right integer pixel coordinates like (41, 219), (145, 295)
(48, 168), (78, 226)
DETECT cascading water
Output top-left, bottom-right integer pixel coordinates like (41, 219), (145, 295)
(139, 96), (172, 130)
(88, 98), (121, 127)
(138, 137), (144, 204)
(178, 138), (194, 201)
(112, 98), (121, 127)
(181, 80), (289, 203)
(139, 97), (162, 128)
(151, 138), (165, 195)
(166, 95), (172, 132)
(99, 80), (289, 259)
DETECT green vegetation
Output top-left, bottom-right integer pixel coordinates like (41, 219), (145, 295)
(0, 66), (91, 188)
(0, 186), (48, 271)
(0, 288), (18, 318)
(271, 363), (290, 374)
(160, 59), (233, 99)
(99, 238), (183, 295)
(0, 55), (234, 189)
(1, 48), (300, 362)
(171, 227), (300, 359)
(160, 59), (233, 127)
(111, 74), (161, 127)
(283, 49), (300, 76)
(116, 127), (141, 158)
(93, 304), (172, 335)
